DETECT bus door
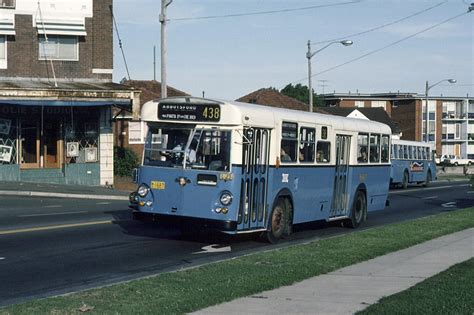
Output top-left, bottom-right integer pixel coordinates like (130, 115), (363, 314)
(331, 135), (351, 218)
(238, 128), (271, 231)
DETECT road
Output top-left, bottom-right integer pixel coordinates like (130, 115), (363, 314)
(0, 181), (472, 307)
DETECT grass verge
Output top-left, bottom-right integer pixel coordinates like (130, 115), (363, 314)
(2, 208), (474, 314)
(359, 258), (474, 315)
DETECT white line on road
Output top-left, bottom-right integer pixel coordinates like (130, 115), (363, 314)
(96, 202), (111, 205)
(0, 257), (5, 260)
(18, 211), (88, 218)
(42, 205), (63, 208)
(390, 184), (469, 194)
(422, 196), (438, 200)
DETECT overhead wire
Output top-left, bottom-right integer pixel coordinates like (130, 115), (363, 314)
(170, 0), (364, 22)
(284, 11), (470, 88)
(312, 1), (447, 45)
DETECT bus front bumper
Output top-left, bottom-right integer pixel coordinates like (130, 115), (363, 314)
(131, 210), (237, 232)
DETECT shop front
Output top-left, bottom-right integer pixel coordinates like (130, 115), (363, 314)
(0, 83), (140, 186)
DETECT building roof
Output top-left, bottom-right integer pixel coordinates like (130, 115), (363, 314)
(236, 88), (309, 111)
(123, 80), (189, 105)
(322, 92), (473, 101)
(316, 107), (401, 135)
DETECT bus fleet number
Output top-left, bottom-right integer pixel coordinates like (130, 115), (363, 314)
(202, 107), (220, 120)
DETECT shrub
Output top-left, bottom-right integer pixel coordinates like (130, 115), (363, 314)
(114, 146), (139, 177)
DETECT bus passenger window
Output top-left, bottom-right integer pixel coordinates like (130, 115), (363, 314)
(370, 134), (380, 163)
(381, 135), (390, 163)
(299, 127), (315, 162)
(403, 145), (408, 159)
(281, 122), (298, 162)
(357, 134), (368, 163)
(316, 141), (330, 163)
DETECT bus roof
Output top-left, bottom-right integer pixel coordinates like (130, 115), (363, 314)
(141, 97), (392, 135)
(392, 138), (434, 148)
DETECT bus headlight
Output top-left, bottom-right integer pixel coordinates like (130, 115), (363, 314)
(137, 184), (150, 198)
(220, 191), (233, 206)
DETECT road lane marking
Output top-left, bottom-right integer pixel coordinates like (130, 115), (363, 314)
(0, 257), (5, 260)
(422, 196), (438, 200)
(390, 184), (469, 194)
(0, 220), (112, 236)
(193, 244), (232, 254)
(18, 211), (88, 218)
(42, 205), (63, 208)
(96, 202), (111, 205)
(441, 202), (457, 208)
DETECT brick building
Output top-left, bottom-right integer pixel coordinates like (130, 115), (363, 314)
(322, 93), (474, 158)
(0, 0), (139, 186)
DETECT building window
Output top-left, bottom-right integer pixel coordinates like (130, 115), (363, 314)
(371, 101), (386, 110)
(0, 0), (15, 8)
(39, 36), (78, 61)
(128, 121), (148, 144)
(355, 101), (365, 108)
(0, 36), (6, 69)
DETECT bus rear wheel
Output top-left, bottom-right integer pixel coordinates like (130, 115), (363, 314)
(265, 198), (290, 243)
(423, 171), (432, 187)
(402, 171), (409, 189)
(347, 190), (366, 228)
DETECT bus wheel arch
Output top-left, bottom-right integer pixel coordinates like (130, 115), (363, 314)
(265, 190), (293, 243)
(347, 187), (367, 228)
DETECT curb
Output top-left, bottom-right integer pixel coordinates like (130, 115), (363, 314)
(0, 190), (129, 201)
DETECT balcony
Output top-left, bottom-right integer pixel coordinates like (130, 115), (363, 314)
(442, 112), (466, 120)
(0, 0), (14, 8)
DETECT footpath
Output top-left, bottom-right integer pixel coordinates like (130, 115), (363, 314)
(0, 181), (130, 201)
(194, 228), (474, 315)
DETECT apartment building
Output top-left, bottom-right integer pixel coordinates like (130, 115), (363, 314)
(0, 0), (139, 186)
(322, 93), (474, 158)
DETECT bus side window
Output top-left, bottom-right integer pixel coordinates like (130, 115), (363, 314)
(316, 141), (330, 163)
(381, 135), (390, 163)
(281, 122), (298, 162)
(369, 134), (380, 163)
(299, 127), (315, 163)
(403, 145), (408, 159)
(357, 134), (368, 163)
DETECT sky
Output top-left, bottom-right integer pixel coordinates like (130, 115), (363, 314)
(112, 0), (473, 100)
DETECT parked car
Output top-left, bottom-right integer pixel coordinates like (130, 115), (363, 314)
(435, 154), (451, 165)
(449, 155), (474, 166)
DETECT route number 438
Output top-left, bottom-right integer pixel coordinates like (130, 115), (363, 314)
(202, 106), (220, 120)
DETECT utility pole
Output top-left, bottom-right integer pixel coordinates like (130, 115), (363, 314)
(160, 0), (173, 98)
(153, 45), (156, 81)
(307, 40), (313, 112)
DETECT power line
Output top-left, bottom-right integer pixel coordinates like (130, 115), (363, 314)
(284, 11), (469, 88)
(110, 5), (131, 81)
(312, 1), (446, 45)
(170, 0), (364, 22)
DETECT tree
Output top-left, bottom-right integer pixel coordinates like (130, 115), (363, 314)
(280, 83), (324, 107)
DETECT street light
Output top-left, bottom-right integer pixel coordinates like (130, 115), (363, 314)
(307, 40), (353, 112)
(424, 78), (456, 142)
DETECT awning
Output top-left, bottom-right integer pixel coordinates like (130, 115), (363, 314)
(0, 18), (15, 36)
(36, 19), (87, 36)
(0, 99), (131, 107)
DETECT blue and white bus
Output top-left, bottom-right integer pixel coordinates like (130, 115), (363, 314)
(130, 97), (392, 242)
(390, 139), (437, 189)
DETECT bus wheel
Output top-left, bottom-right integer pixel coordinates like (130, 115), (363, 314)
(402, 171), (409, 189)
(423, 172), (432, 187)
(347, 190), (366, 228)
(265, 199), (288, 243)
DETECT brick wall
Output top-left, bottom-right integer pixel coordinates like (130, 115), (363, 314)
(391, 100), (418, 141)
(0, 0), (112, 80)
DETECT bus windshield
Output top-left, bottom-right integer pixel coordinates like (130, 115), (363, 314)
(143, 125), (231, 171)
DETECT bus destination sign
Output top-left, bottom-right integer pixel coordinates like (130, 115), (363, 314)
(158, 103), (221, 122)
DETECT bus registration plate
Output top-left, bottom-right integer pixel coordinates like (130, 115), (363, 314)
(151, 181), (165, 190)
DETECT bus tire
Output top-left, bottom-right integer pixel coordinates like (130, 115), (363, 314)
(402, 171), (409, 189)
(265, 198), (289, 243)
(423, 171), (432, 187)
(347, 190), (366, 229)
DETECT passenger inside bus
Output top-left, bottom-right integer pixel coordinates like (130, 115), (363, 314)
(358, 147), (368, 162)
(280, 148), (291, 162)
